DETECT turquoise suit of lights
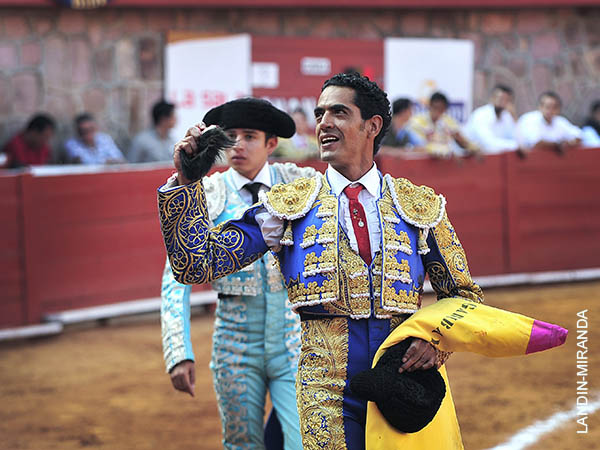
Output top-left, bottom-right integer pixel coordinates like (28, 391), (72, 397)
(161, 163), (316, 450)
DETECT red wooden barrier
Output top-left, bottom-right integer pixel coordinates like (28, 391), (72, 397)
(0, 174), (25, 327)
(19, 168), (173, 324)
(505, 149), (600, 273)
(1, 149), (599, 327)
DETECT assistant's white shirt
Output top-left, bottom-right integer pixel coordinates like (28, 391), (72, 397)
(464, 104), (518, 154)
(516, 110), (582, 149)
(257, 163), (382, 258)
(230, 161), (272, 204)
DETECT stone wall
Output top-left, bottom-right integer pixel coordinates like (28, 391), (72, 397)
(1, 6), (599, 158)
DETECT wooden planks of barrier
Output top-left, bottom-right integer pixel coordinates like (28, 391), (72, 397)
(1, 149), (599, 327)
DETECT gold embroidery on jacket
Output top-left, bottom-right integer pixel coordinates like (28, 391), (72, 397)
(297, 318), (348, 450)
(322, 232), (370, 318)
(265, 176), (320, 219)
(377, 187), (420, 313)
(389, 177), (445, 228)
(301, 225), (318, 248)
(287, 279), (338, 306)
(159, 182), (262, 284)
(427, 212), (484, 303)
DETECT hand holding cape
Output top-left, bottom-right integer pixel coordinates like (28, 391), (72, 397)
(366, 297), (568, 450)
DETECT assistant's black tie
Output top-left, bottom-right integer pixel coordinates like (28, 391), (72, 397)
(244, 182), (263, 204)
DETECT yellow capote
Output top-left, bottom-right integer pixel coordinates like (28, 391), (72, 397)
(366, 297), (568, 450)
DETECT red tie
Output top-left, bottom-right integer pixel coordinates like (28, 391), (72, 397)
(344, 184), (372, 266)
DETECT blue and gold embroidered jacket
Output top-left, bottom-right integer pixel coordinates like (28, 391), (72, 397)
(160, 163), (315, 372)
(158, 172), (483, 321)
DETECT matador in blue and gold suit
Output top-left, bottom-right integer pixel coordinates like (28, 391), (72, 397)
(161, 162), (316, 450)
(158, 165), (483, 450)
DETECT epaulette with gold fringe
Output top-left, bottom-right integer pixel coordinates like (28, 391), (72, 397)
(259, 175), (322, 220)
(384, 174), (446, 229)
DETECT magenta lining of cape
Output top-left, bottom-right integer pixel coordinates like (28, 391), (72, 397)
(525, 320), (568, 354)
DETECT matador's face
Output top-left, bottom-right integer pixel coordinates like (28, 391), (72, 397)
(314, 86), (376, 178)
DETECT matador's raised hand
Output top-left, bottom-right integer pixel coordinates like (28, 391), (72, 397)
(173, 122), (235, 185)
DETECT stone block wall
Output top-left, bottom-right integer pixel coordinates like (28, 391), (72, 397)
(0, 6), (599, 158)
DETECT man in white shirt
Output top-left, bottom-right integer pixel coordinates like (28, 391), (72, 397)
(464, 85), (518, 154)
(159, 73), (483, 450)
(128, 100), (177, 163)
(517, 91), (582, 153)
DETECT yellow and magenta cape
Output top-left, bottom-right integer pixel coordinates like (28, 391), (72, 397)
(366, 297), (568, 450)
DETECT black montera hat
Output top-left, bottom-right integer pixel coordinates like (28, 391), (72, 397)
(203, 98), (296, 138)
(350, 338), (446, 433)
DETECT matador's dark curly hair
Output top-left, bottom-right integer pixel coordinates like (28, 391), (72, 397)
(322, 72), (392, 155)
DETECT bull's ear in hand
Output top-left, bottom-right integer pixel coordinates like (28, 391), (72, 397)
(179, 125), (235, 182)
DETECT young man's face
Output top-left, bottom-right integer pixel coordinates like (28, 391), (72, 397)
(224, 128), (277, 180)
(314, 86), (377, 177)
(429, 100), (447, 123)
(539, 96), (560, 124)
(393, 108), (412, 130)
(31, 126), (55, 148)
(491, 89), (512, 112)
(78, 120), (97, 147)
(163, 111), (176, 130)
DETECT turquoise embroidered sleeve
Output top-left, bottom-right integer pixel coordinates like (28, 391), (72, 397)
(158, 181), (269, 285)
(422, 212), (484, 304)
(160, 259), (194, 373)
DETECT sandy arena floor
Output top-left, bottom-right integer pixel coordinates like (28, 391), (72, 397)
(0, 281), (598, 450)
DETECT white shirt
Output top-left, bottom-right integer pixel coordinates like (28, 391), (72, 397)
(464, 104), (518, 154)
(582, 126), (600, 147)
(517, 110), (582, 150)
(326, 163), (382, 258)
(230, 161), (272, 204)
(256, 163), (382, 258)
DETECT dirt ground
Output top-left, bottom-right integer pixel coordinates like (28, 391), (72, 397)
(1, 281), (598, 450)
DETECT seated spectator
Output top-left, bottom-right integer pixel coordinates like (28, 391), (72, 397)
(380, 98), (424, 151)
(273, 108), (319, 160)
(128, 100), (177, 163)
(64, 113), (125, 164)
(464, 85), (518, 154)
(408, 92), (479, 158)
(517, 91), (581, 153)
(1, 113), (55, 168)
(581, 100), (600, 147)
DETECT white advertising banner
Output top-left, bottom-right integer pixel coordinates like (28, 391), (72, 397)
(165, 34), (252, 140)
(384, 38), (474, 123)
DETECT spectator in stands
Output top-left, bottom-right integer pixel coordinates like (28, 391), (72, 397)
(581, 100), (600, 147)
(380, 98), (424, 151)
(64, 113), (125, 165)
(464, 85), (518, 154)
(516, 91), (581, 153)
(128, 100), (177, 163)
(273, 108), (319, 160)
(408, 92), (479, 158)
(1, 113), (56, 168)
